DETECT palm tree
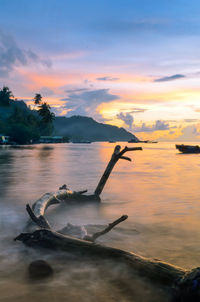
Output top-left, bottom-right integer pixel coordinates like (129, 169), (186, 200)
(0, 86), (14, 106)
(38, 102), (55, 135)
(38, 102), (55, 123)
(34, 94), (42, 107)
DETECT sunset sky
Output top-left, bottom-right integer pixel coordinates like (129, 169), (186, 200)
(1, 0), (200, 141)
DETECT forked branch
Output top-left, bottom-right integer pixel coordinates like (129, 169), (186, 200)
(94, 145), (142, 196)
(26, 204), (51, 229)
(84, 215), (128, 242)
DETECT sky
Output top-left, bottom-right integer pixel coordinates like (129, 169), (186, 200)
(1, 0), (200, 141)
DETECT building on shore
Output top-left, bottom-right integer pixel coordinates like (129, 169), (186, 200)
(39, 136), (64, 143)
(0, 135), (10, 144)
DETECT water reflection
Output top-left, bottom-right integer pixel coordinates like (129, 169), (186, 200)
(37, 145), (54, 159)
(0, 150), (15, 197)
(1, 142), (200, 301)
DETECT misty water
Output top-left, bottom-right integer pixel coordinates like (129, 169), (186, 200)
(1, 142), (200, 301)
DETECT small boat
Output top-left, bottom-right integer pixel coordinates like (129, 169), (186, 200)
(109, 140), (116, 143)
(72, 141), (91, 144)
(128, 139), (138, 143)
(176, 144), (200, 153)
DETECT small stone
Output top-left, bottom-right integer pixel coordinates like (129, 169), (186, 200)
(28, 260), (53, 279)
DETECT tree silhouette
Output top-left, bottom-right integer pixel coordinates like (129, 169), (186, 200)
(0, 86), (14, 106)
(34, 93), (42, 107)
(38, 102), (55, 123)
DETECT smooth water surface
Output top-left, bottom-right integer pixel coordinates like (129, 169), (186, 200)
(0, 142), (200, 301)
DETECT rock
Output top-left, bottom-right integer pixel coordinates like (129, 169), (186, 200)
(28, 260), (53, 279)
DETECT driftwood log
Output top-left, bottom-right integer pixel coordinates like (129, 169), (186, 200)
(15, 145), (200, 301)
(94, 145), (142, 196)
(15, 207), (200, 302)
(25, 145), (142, 229)
(30, 145), (142, 206)
(16, 198), (200, 302)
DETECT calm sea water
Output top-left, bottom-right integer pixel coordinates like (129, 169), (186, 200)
(0, 142), (200, 301)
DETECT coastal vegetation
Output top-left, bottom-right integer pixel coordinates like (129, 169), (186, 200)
(0, 87), (55, 144)
(0, 86), (138, 144)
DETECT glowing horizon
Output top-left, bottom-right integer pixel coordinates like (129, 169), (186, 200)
(1, 0), (200, 141)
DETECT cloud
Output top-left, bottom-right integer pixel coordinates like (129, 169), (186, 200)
(116, 112), (134, 129)
(176, 125), (200, 141)
(91, 17), (198, 40)
(0, 29), (51, 77)
(134, 120), (170, 132)
(120, 107), (147, 114)
(51, 105), (68, 116)
(188, 105), (200, 113)
(26, 49), (51, 68)
(65, 88), (89, 94)
(39, 87), (54, 97)
(96, 76), (119, 81)
(129, 107), (147, 114)
(62, 88), (119, 117)
(93, 19), (169, 36)
(193, 107), (200, 113)
(154, 74), (185, 82)
(184, 119), (200, 123)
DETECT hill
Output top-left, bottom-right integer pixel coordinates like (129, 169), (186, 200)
(0, 99), (30, 120)
(54, 116), (138, 142)
(0, 97), (139, 143)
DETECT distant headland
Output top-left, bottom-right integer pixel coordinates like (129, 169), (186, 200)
(0, 87), (138, 144)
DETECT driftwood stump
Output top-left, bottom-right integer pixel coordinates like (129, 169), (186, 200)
(25, 145), (142, 229)
(28, 145), (142, 209)
(94, 145), (142, 196)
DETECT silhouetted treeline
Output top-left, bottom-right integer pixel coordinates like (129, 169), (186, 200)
(0, 87), (55, 144)
(0, 86), (138, 144)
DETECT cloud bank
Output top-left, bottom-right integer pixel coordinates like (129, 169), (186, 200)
(96, 76), (119, 81)
(154, 74), (185, 82)
(0, 29), (51, 77)
(116, 112), (134, 129)
(62, 88), (119, 117)
(134, 120), (170, 132)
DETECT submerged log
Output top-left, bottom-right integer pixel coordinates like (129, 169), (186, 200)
(15, 228), (185, 286)
(16, 220), (200, 301)
(17, 198), (200, 301)
(22, 205), (183, 287)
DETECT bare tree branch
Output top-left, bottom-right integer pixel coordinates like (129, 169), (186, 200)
(94, 145), (142, 196)
(26, 204), (51, 229)
(84, 215), (128, 242)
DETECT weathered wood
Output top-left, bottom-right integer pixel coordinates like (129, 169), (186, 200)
(31, 190), (70, 217)
(17, 203), (200, 301)
(84, 215), (128, 242)
(19, 191), (200, 301)
(15, 228), (185, 287)
(94, 145), (142, 196)
(26, 188), (99, 231)
(21, 206), (185, 288)
(16, 224), (200, 301)
(26, 145), (142, 227)
(31, 188), (99, 214)
(16, 142), (200, 301)
(26, 204), (51, 229)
